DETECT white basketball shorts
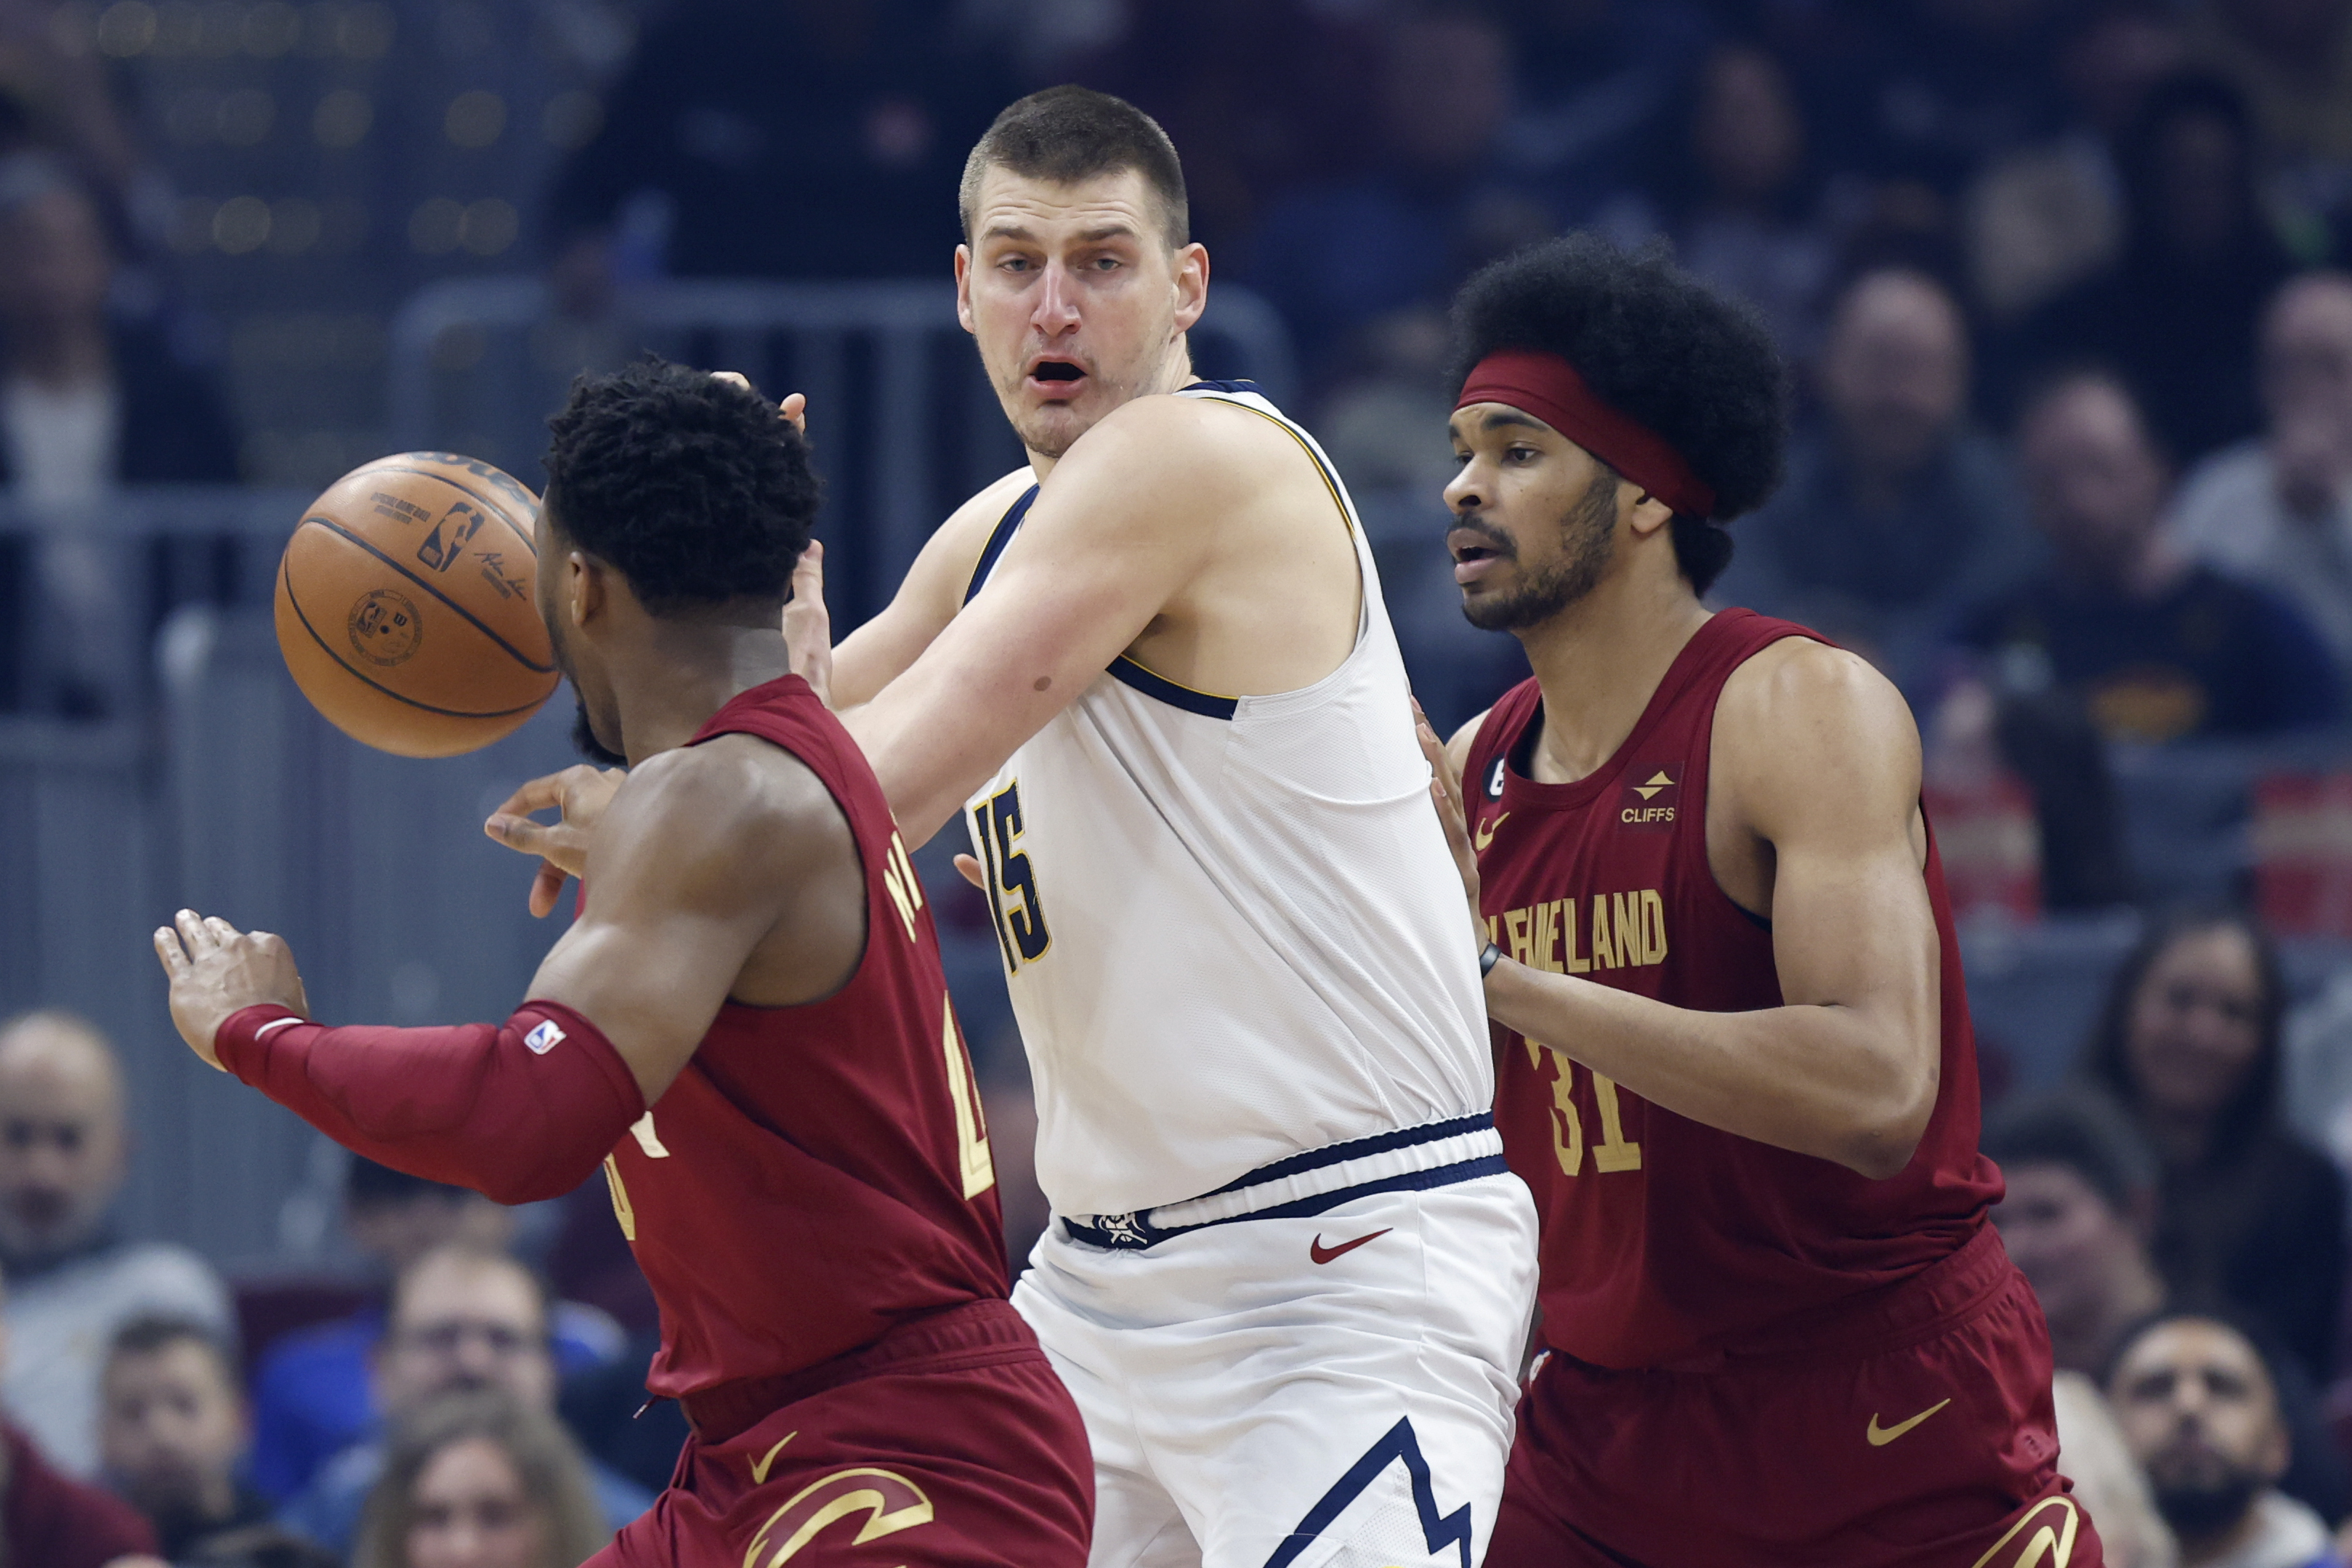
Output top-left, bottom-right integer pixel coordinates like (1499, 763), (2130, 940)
(1014, 1151), (1537, 1568)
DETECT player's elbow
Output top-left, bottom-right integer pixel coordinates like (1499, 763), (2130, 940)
(1838, 1056), (1938, 1180)
(474, 1152), (601, 1207)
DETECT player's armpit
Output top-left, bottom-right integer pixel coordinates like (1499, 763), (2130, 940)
(523, 735), (865, 1105)
(846, 401), (1242, 846)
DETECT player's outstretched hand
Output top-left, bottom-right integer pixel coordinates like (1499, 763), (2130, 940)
(783, 541), (834, 707)
(711, 373), (808, 438)
(484, 764), (625, 917)
(1413, 700), (1489, 957)
(153, 909), (309, 1070)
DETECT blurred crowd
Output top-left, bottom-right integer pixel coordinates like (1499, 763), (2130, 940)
(7, 0), (2352, 1565)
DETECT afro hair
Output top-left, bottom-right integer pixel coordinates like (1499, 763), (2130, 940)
(1450, 235), (1789, 592)
(541, 358), (821, 617)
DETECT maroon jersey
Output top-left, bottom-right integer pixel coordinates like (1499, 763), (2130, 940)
(602, 674), (1009, 1401)
(1463, 609), (2003, 1370)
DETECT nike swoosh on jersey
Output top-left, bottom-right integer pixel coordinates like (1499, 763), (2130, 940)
(749, 1431), (798, 1484)
(1474, 812), (1508, 853)
(1866, 1398), (1952, 1447)
(1309, 1228), (1393, 1265)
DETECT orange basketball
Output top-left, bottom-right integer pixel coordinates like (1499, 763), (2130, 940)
(274, 452), (560, 758)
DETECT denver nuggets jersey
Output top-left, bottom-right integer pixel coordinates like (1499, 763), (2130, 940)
(961, 381), (1490, 1218)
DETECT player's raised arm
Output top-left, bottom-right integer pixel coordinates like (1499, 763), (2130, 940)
(844, 395), (1232, 845)
(1480, 641), (1939, 1178)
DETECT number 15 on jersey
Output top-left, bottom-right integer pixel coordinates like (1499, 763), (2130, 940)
(973, 780), (1051, 974)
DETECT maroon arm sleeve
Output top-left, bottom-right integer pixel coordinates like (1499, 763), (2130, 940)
(214, 999), (646, 1205)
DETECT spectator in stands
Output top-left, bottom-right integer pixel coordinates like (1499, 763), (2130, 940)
(1711, 267), (2038, 686)
(99, 1314), (321, 1564)
(1952, 369), (2339, 742)
(278, 1246), (650, 1559)
(2109, 1312), (2338, 1568)
(1786, 0), (2074, 200)
(0, 156), (236, 717)
(2085, 910), (2348, 1383)
(0, 1009), (231, 1478)
(350, 1391), (609, 1568)
(1628, 41), (1833, 360)
(1987, 1088), (2169, 1378)
(1490, 0), (1714, 225)
(1237, 7), (1548, 382)
(2018, 73), (2294, 464)
(252, 1158), (505, 1503)
(2172, 272), (2352, 682)
(2053, 1367), (2183, 1568)
(544, 0), (1011, 311)
(2189, 0), (2352, 179)
(0, 1274), (161, 1567)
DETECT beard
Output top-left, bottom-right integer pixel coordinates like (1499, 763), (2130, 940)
(1460, 469), (1620, 632)
(571, 700), (628, 767)
(2149, 1465), (2264, 1540)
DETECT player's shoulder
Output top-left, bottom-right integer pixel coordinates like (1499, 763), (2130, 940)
(1445, 707), (1492, 775)
(944, 465), (1040, 541)
(615, 732), (849, 876)
(1072, 388), (1302, 487)
(1717, 636), (1920, 783)
(923, 466), (1037, 571)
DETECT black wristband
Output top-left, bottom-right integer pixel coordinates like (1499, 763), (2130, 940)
(1479, 941), (1503, 977)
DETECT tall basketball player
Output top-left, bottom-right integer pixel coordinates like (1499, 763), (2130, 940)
(152, 363), (1093, 1567)
(785, 86), (1538, 1568)
(1418, 235), (2102, 1566)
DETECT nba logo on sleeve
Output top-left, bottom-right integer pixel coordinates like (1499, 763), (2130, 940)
(1617, 764), (1681, 832)
(525, 1019), (566, 1054)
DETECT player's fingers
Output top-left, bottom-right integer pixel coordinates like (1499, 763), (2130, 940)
(483, 812), (547, 854)
(176, 909), (218, 953)
(953, 853), (985, 889)
(205, 915), (242, 944)
(712, 370), (751, 391)
(780, 391), (807, 435)
(490, 771), (570, 820)
(789, 541), (826, 609)
(529, 862), (567, 920)
(152, 927), (189, 978)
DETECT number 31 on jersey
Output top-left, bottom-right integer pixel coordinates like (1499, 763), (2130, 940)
(972, 780), (1051, 974)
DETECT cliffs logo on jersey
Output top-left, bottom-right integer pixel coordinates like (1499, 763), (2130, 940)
(1617, 763), (1681, 832)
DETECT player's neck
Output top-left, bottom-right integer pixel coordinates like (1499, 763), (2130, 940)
(611, 621), (793, 764)
(1023, 342), (1197, 480)
(1516, 565), (1712, 786)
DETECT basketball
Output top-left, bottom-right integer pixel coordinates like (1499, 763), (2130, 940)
(273, 452), (560, 758)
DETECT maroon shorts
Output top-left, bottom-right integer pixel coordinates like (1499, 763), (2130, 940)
(1490, 1225), (2104, 1568)
(594, 1301), (1092, 1568)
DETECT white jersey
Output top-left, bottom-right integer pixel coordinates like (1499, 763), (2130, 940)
(961, 381), (1492, 1217)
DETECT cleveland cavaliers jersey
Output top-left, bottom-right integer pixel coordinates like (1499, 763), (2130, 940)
(961, 381), (1490, 1218)
(604, 675), (1011, 1399)
(1461, 610), (2004, 1370)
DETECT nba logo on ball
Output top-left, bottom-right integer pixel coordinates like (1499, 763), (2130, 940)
(525, 1019), (566, 1054)
(347, 589), (423, 667)
(276, 452), (558, 757)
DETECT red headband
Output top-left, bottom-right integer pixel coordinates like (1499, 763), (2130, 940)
(1455, 349), (1716, 520)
